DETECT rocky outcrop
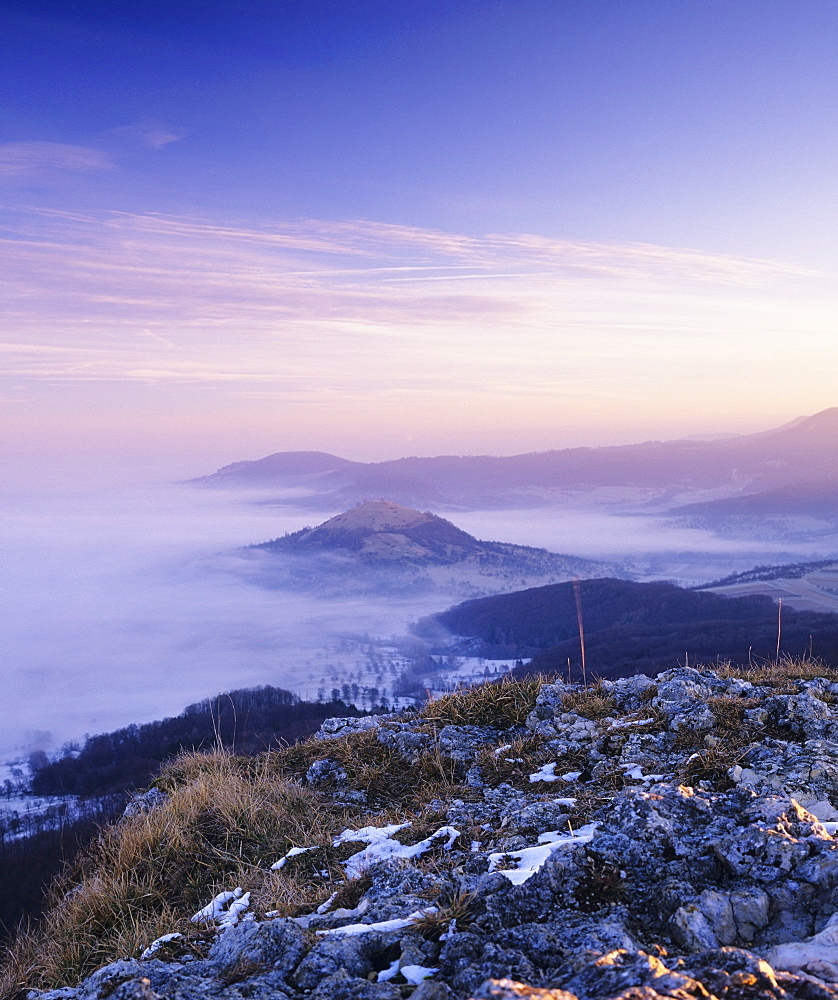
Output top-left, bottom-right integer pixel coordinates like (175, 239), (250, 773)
(24, 667), (838, 1000)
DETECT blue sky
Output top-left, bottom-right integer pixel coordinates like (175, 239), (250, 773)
(2, 1), (838, 475)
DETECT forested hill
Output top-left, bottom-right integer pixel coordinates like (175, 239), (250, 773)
(1, 688), (371, 951)
(419, 578), (838, 678)
(28, 687), (367, 798)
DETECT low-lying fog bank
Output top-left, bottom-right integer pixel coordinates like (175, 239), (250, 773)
(3, 479), (836, 767)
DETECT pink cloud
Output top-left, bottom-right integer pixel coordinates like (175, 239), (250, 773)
(0, 142), (114, 178)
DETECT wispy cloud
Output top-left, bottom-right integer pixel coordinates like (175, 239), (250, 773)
(110, 122), (186, 150)
(82, 211), (813, 285)
(484, 233), (816, 284)
(0, 142), (114, 178)
(1, 206), (835, 449)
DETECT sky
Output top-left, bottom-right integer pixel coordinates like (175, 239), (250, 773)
(3, 0), (838, 480)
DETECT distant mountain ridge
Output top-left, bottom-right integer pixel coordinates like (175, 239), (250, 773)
(193, 407), (838, 510)
(242, 500), (625, 598)
(207, 451), (361, 482)
(669, 480), (838, 520)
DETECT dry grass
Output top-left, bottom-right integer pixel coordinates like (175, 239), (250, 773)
(268, 676), (550, 808)
(269, 729), (420, 803)
(421, 675), (544, 728)
(574, 855), (628, 912)
(676, 741), (753, 788)
(0, 731), (483, 1000)
(713, 655), (838, 689)
(476, 734), (551, 786)
(0, 751), (350, 998)
(668, 694), (759, 761)
(561, 683), (618, 719)
(474, 735), (592, 793)
(411, 890), (477, 940)
(268, 727), (464, 808)
(566, 786), (614, 827)
(672, 681), (817, 789)
(670, 662), (823, 774)
(707, 695), (761, 731)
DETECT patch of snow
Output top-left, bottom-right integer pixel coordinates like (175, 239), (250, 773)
(190, 887), (250, 928)
(492, 744), (513, 757)
(316, 891), (338, 914)
(331, 898), (369, 920)
(141, 933), (183, 959)
(271, 845), (318, 870)
(221, 892), (251, 928)
(402, 965), (438, 985)
(607, 717), (656, 730)
(341, 825), (460, 879)
(559, 770), (583, 782)
(529, 762), (560, 783)
(191, 889), (240, 923)
(440, 918), (458, 940)
(621, 763), (667, 783)
(317, 907), (437, 937)
(333, 822), (410, 846)
(488, 823), (598, 885)
(537, 830), (564, 843)
(377, 959), (401, 982)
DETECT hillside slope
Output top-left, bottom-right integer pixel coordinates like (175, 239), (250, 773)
(670, 481), (838, 520)
(8, 662), (838, 1000)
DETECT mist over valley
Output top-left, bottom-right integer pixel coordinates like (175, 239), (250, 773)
(5, 412), (838, 773)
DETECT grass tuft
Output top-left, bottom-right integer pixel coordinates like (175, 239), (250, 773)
(0, 751), (349, 998)
(574, 855), (627, 912)
(420, 675), (544, 728)
(713, 655), (838, 689)
(676, 742), (752, 788)
(561, 683), (618, 719)
(410, 890), (477, 940)
(268, 728), (462, 807)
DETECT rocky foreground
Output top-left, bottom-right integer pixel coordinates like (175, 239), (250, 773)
(18, 665), (838, 1000)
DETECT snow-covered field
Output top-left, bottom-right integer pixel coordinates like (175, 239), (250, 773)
(0, 785), (112, 842)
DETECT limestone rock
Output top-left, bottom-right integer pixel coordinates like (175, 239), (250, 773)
(28, 665), (838, 1000)
(766, 915), (838, 983)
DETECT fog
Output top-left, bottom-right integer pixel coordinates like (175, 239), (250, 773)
(3, 477), (836, 768)
(2, 483), (428, 765)
(451, 509), (836, 580)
